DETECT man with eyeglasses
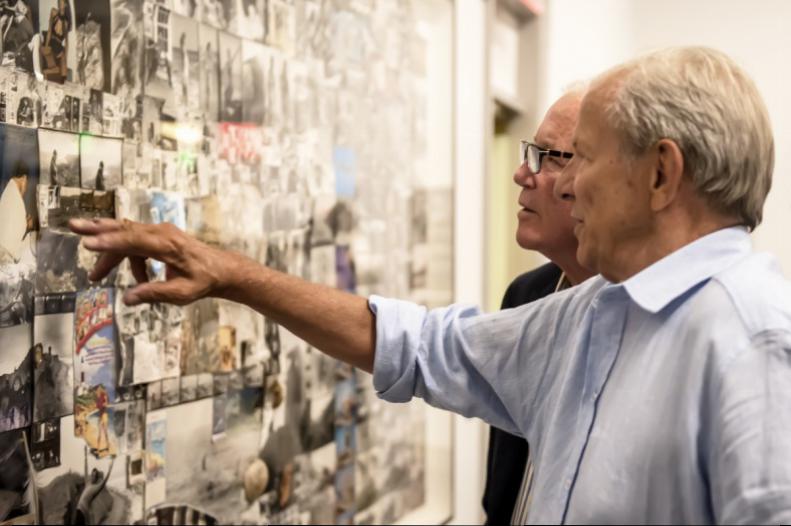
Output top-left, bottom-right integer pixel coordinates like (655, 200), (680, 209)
(484, 90), (593, 525)
(72, 46), (791, 524)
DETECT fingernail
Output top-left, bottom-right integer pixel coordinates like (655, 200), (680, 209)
(70, 218), (88, 227)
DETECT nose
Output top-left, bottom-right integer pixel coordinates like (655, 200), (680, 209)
(513, 162), (537, 189)
(553, 158), (576, 202)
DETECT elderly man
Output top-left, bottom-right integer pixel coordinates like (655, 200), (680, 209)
(484, 88), (593, 525)
(71, 46), (791, 523)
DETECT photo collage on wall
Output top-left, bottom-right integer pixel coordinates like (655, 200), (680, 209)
(0, 0), (451, 525)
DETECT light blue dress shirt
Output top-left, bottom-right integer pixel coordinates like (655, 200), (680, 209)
(369, 227), (791, 524)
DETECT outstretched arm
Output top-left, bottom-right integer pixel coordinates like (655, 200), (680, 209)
(69, 218), (377, 372)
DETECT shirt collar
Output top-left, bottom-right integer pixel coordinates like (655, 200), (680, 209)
(621, 226), (752, 313)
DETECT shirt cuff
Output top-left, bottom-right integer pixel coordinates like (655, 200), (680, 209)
(368, 294), (426, 403)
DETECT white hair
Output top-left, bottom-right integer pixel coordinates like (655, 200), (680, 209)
(601, 47), (774, 229)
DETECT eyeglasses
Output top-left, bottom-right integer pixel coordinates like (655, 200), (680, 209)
(519, 141), (574, 174)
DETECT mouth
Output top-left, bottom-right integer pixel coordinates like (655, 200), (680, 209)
(518, 203), (537, 215)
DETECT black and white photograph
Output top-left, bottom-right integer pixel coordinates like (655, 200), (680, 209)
(1, 123), (39, 234)
(266, 0), (295, 54)
(169, 13), (200, 112)
(32, 292), (75, 422)
(0, 67), (37, 127)
(143, 2), (172, 101)
(37, 0), (76, 83)
(0, 0), (38, 72)
(74, 0), (111, 91)
(30, 417), (61, 470)
(218, 30), (242, 122)
(0, 323), (33, 433)
(0, 428), (32, 523)
(160, 376), (180, 407)
(37, 185), (115, 233)
(81, 87), (103, 133)
(37, 80), (81, 131)
(234, 0), (264, 42)
(85, 451), (145, 523)
(80, 134), (122, 190)
(241, 40), (265, 125)
(102, 91), (122, 136)
(110, 0), (144, 100)
(172, 0), (201, 19)
(37, 128), (79, 187)
(198, 23), (219, 121)
(35, 231), (86, 292)
(200, 0), (230, 31)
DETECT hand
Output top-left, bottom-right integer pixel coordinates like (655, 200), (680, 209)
(69, 218), (230, 306)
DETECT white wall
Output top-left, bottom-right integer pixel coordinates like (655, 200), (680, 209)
(539, 0), (791, 273)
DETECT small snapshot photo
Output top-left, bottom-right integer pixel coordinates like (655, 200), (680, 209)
(80, 134), (122, 190)
(38, 128), (80, 187)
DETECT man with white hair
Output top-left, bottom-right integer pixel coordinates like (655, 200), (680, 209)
(71, 46), (791, 523)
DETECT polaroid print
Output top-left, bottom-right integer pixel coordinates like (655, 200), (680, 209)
(37, 0), (76, 83)
(73, 288), (118, 457)
(170, 13), (200, 111)
(240, 41), (266, 126)
(110, 0), (144, 100)
(0, 429), (33, 523)
(0, 323), (33, 432)
(0, 0), (38, 72)
(198, 24), (219, 121)
(142, 2), (173, 101)
(1, 124), (39, 236)
(32, 292), (76, 422)
(145, 410), (167, 507)
(38, 128), (80, 187)
(74, 0), (111, 91)
(31, 418), (61, 470)
(80, 134), (122, 190)
(234, 0), (264, 41)
(218, 31), (242, 122)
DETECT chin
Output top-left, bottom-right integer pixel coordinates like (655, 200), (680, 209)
(516, 230), (542, 251)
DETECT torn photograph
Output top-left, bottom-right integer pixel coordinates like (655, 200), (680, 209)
(37, 128), (79, 187)
(79, 134), (122, 190)
(32, 292), (76, 422)
(0, 323), (33, 432)
(218, 30), (242, 122)
(74, 0), (111, 91)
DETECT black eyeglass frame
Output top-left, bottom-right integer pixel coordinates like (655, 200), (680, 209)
(519, 140), (574, 174)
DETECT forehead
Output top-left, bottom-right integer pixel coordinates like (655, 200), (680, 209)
(535, 95), (580, 148)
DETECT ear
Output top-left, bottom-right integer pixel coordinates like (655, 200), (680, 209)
(649, 139), (684, 212)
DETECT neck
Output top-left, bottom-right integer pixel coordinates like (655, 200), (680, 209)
(605, 210), (742, 283)
(546, 248), (595, 286)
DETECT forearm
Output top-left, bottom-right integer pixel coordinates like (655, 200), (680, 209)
(220, 254), (376, 372)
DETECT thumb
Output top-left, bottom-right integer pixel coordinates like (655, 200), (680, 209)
(123, 278), (194, 306)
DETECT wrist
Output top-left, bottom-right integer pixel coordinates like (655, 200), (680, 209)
(212, 250), (262, 303)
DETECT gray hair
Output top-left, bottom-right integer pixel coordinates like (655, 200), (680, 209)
(602, 47), (774, 230)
